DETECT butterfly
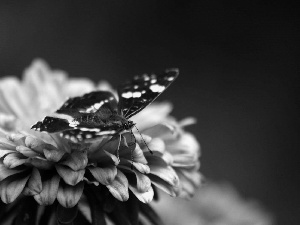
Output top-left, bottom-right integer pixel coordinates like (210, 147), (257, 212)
(31, 68), (179, 142)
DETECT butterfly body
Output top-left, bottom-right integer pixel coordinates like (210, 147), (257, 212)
(31, 68), (179, 142)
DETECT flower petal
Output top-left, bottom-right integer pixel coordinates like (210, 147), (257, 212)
(133, 171), (152, 192)
(96, 80), (114, 92)
(64, 78), (95, 97)
(34, 175), (60, 205)
(0, 127), (9, 137)
(0, 174), (30, 203)
(179, 117), (197, 127)
(129, 185), (154, 203)
(60, 150), (88, 171)
(161, 152), (174, 165)
(131, 161), (150, 174)
(49, 133), (70, 154)
(131, 102), (173, 130)
(119, 159), (150, 174)
(89, 145), (120, 165)
(147, 138), (166, 154)
(0, 137), (16, 150)
(102, 136), (120, 153)
(0, 92), (12, 114)
(149, 176), (179, 197)
(132, 145), (148, 165)
(143, 123), (175, 139)
(133, 134), (152, 149)
(43, 148), (65, 162)
(83, 177), (99, 186)
(88, 166), (117, 185)
(119, 166), (151, 193)
(103, 150), (119, 165)
(0, 149), (15, 158)
(106, 170), (129, 201)
(177, 170), (201, 198)
(178, 168), (202, 187)
(23, 168), (42, 196)
(16, 146), (40, 158)
(23, 59), (67, 114)
(7, 133), (26, 146)
(0, 77), (29, 119)
(25, 136), (57, 154)
(166, 132), (200, 156)
(0, 163), (25, 181)
(3, 153), (27, 168)
(0, 113), (17, 130)
(56, 165), (85, 186)
(26, 157), (54, 170)
(147, 155), (179, 187)
(57, 182), (84, 208)
(171, 154), (198, 167)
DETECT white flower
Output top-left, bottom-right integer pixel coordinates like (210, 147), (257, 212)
(0, 59), (202, 225)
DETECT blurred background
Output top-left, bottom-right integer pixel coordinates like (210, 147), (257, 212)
(0, 1), (299, 224)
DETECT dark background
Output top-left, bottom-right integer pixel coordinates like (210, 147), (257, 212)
(0, 1), (299, 224)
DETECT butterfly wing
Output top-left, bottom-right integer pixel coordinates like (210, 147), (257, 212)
(60, 128), (118, 142)
(58, 91), (118, 114)
(117, 68), (179, 119)
(31, 91), (118, 133)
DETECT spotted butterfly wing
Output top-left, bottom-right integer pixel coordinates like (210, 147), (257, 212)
(59, 91), (118, 113)
(118, 68), (179, 119)
(31, 91), (119, 136)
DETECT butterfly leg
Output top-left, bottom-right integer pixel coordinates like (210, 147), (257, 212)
(129, 130), (136, 170)
(116, 134), (122, 162)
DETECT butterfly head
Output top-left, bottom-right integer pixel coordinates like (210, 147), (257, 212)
(123, 120), (135, 131)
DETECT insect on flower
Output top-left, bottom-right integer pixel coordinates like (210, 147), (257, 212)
(31, 68), (179, 146)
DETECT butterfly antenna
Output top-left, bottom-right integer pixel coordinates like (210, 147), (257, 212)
(134, 125), (153, 154)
